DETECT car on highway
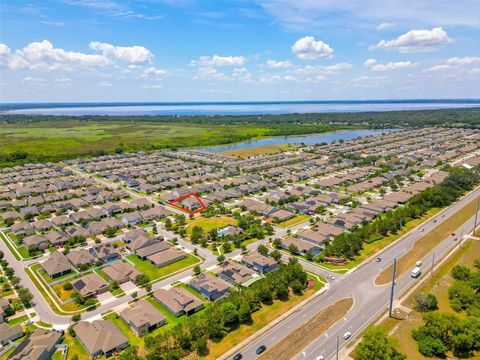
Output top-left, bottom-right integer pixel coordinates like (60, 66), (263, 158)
(375, 257), (381, 262)
(411, 266), (422, 278)
(233, 353), (243, 360)
(451, 232), (456, 236)
(416, 260), (422, 267)
(433, 219), (437, 223)
(419, 228), (425, 232)
(343, 331), (352, 340)
(328, 275), (335, 280)
(256, 345), (267, 354)
(316, 356), (325, 360)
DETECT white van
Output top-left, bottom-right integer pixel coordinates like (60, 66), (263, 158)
(411, 267), (422, 278)
(416, 260), (422, 267)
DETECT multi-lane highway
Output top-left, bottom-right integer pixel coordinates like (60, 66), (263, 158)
(226, 186), (480, 360)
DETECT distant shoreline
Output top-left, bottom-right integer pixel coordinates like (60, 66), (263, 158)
(2, 99), (480, 115)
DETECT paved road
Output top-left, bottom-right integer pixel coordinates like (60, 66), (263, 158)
(231, 186), (480, 360)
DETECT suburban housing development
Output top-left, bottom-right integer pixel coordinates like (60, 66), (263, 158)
(0, 126), (479, 360)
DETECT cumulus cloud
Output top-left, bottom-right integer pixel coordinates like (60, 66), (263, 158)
(191, 54), (246, 67)
(266, 59), (292, 68)
(89, 41), (153, 64)
(364, 58), (418, 71)
(291, 36), (333, 60)
(371, 27), (453, 53)
(376, 22), (396, 30)
(423, 56), (480, 73)
(232, 67), (253, 82)
(0, 40), (110, 71)
(293, 63), (352, 75)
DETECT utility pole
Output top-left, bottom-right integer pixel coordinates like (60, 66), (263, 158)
(431, 252), (435, 277)
(336, 335), (339, 360)
(389, 258), (396, 318)
(460, 227), (464, 248)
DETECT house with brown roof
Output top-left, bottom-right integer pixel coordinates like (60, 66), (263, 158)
(188, 273), (230, 301)
(74, 320), (129, 357)
(31, 219), (54, 232)
(0, 323), (22, 345)
(41, 252), (73, 278)
(280, 237), (321, 255)
(153, 287), (204, 317)
(45, 230), (68, 246)
(136, 241), (169, 260)
(216, 261), (256, 286)
(67, 249), (95, 268)
(11, 222), (34, 236)
(23, 234), (48, 251)
(9, 329), (63, 360)
(140, 206), (169, 221)
(147, 248), (186, 268)
(241, 252), (279, 274)
(126, 235), (159, 252)
(91, 243), (121, 262)
(119, 299), (166, 336)
(296, 229), (328, 246)
(72, 273), (109, 297)
(102, 261), (141, 284)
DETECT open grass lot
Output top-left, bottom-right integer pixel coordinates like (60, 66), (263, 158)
(371, 239), (480, 360)
(126, 253), (200, 281)
(259, 298), (353, 360)
(376, 196), (480, 285)
(277, 214), (310, 228)
(186, 216), (238, 236)
(204, 283), (325, 360)
(220, 144), (293, 158)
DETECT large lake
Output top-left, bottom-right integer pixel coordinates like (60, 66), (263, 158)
(201, 129), (394, 153)
(3, 100), (479, 115)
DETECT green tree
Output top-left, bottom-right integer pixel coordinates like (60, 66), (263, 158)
(118, 346), (143, 360)
(451, 265), (471, 281)
(257, 244), (269, 256)
(270, 250), (282, 262)
(354, 326), (406, 360)
(220, 302), (238, 326)
(414, 293), (438, 312)
(238, 301), (251, 323)
(193, 265), (201, 276)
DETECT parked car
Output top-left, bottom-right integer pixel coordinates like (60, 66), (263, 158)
(343, 331), (352, 340)
(256, 345), (267, 354)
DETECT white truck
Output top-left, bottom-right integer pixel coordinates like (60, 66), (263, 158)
(411, 266), (422, 278)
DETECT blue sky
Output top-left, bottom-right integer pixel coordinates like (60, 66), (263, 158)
(1, 0), (479, 102)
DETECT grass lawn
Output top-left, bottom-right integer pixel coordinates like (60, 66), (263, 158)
(204, 284), (321, 360)
(63, 332), (90, 360)
(126, 253), (200, 281)
(186, 216), (238, 236)
(373, 239), (480, 360)
(51, 350), (63, 360)
(220, 144), (293, 158)
(35, 320), (53, 328)
(7, 315), (28, 326)
(277, 214), (310, 228)
(0, 232), (22, 260)
(377, 196), (480, 284)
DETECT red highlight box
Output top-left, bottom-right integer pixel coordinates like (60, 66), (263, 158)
(168, 192), (207, 214)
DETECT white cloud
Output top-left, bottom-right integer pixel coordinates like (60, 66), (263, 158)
(446, 56), (480, 66)
(423, 56), (480, 74)
(1, 40), (110, 71)
(89, 41), (153, 64)
(266, 59), (292, 68)
(143, 67), (166, 76)
(364, 58), (418, 71)
(143, 84), (163, 89)
(98, 80), (113, 87)
(191, 54), (246, 67)
(55, 77), (72, 83)
(293, 63), (352, 75)
(376, 22), (396, 30)
(22, 76), (45, 83)
(232, 67), (253, 82)
(291, 36), (333, 60)
(371, 27), (453, 53)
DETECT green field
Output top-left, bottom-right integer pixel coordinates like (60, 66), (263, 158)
(0, 119), (348, 167)
(126, 253), (200, 281)
(186, 216), (238, 236)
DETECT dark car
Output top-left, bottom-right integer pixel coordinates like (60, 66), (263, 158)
(233, 354), (243, 360)
(256, 345), (267, 354)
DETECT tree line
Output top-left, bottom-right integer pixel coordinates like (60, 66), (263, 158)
(321, 166), (480, 260)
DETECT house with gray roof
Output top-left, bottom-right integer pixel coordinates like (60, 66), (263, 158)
(119, 300), (166, 336)
(67, 249), (95, 268)
(41, 252), (72, 278)
(0, 323), (22, 345)
(72, 273), (109, 298)
(153, 287), (204, 317)
(188, 273), (230, 301)
(74, 320), (129, 357)
(9, 329), (63, 360)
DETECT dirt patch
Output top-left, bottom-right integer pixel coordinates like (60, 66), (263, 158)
(259, 297), (353, 360)
(376, 196), (479, 285)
